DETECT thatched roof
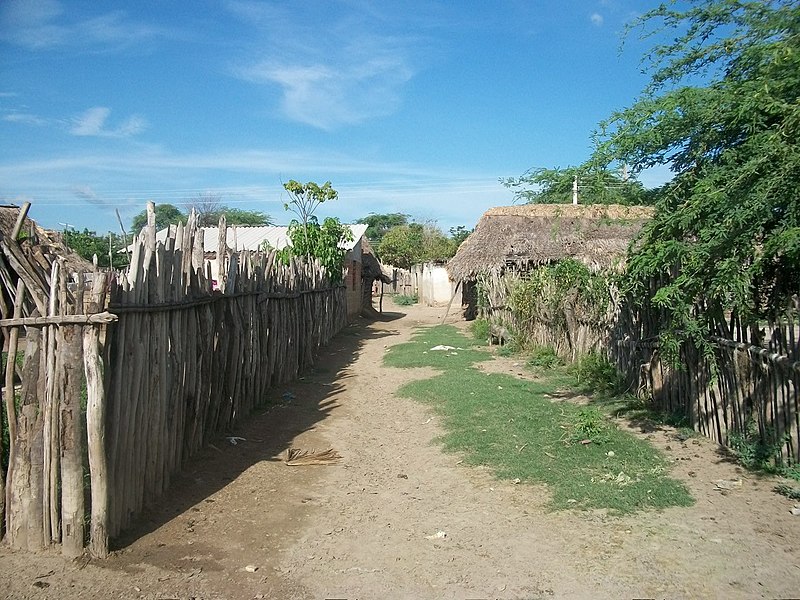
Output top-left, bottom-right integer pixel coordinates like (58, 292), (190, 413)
(0, 205), (93, 274)
(360, 237), (392, 283)
(447, 204), (653, 281)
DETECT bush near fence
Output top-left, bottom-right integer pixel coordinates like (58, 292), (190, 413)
(474, 262), (800, 467)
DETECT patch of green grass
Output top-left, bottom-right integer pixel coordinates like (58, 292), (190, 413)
(780, 463), (800, 482)
(386, 327), (693, 514)
(393, 294), (418, 306)
(383, 325), (493, 371)
(729, 419), (789, 474)
(496, 344), (517, 357)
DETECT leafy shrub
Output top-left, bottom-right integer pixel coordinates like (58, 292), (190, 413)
(393, 294), (418, 306)
(526, 345), (563, 369)
(774, 483), (800, 500)
(572, 351), (626, 396)
(469, 318), (491, 341)
(729, 419), (786, 471)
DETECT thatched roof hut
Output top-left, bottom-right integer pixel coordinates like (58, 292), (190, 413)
(0, 205), (94, 317)
(360, 238), (392, 284)
(0, 205), (92, 274)
(447, 204), (653, 281)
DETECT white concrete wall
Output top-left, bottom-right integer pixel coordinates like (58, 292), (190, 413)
(416, 263), (460, 306)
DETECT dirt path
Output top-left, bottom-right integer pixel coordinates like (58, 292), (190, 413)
(2, 304), (800, 599)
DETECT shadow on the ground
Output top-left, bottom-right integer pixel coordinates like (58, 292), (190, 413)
(111, 312), (402, 550)
(362, 308), (406, 322)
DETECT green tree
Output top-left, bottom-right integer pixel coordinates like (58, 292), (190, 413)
(131, 203), (186, 235)
(501, 165), (650, 205)
(185, 193), (272, 226)
(378, 223), (456, 269)
(277, 180), (350, 282)
(592, 0), (800, 354)
(64, 228), (130, 268)
(278, 216), (352, 283)
(449, 225), (472, 247)
(217, 207), (272, 226)
(282, 180), (338, 257)
(357, 212), (410, 244)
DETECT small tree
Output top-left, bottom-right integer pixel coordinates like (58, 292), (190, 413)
(278, 180), (350, 282)
(279, 217), (352, 283)
(282, 180), (338, 257)
(449, 225), (472, 247)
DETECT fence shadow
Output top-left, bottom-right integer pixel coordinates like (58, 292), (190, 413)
(112, 320), (397, 550)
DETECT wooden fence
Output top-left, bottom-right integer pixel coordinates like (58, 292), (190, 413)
(612, 301), (800, 465)
(1, 205), (347, 557)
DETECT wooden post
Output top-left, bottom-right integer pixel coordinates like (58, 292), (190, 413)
(42, 260), (61, 545)
(11, 202), (31, 241)
(3, 279), (25, 541)
(58, 322), (85, 557)
(85, 274), (109, 557)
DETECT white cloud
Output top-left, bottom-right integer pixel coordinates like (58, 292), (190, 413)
(590, 13), (604, 27)
(3, 112), (49, 126)
(241, 54), (412, 130)
(70, 107), (147, 138)
(71, 107), (110, 136)
(229, 3), (418, 130)
(0, 145), (513, 234)
(0, 0), (170, 50)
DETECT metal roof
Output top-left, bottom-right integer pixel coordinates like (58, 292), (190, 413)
(130, 223), (369, 253)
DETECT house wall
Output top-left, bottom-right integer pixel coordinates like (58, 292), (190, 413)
(416, 263), (459, 306)
(345, 252), (363, 321)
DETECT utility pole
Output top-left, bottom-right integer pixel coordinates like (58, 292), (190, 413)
(572, 175), (579, 205)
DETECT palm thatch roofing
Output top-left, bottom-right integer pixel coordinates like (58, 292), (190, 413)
(0, 205), (92, 274)
(360, 237), (392, 283)
(447, 204), (654, 281)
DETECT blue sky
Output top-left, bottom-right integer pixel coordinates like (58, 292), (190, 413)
(0, 0), (670, 236)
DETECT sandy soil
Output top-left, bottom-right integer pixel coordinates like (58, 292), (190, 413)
(1, 303), (799, 599)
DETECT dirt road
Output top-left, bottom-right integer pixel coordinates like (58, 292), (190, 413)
(2, 304), (799, 599)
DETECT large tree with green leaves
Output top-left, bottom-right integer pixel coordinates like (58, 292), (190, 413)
(63, 229), (130, 269)
(357, 212), (410, 244)
(132, 200), (271, 234)
(377, 223), (456, 269)
(131, 203), (186, 235)
(593, 0), (800, 352)
(501, 165), (651, 205)
(185, 193), (272, 227)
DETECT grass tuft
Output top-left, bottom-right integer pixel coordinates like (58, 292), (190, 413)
(393, 294), (418, 306)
